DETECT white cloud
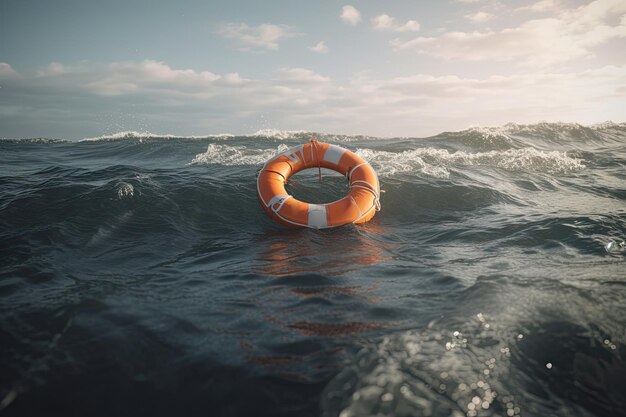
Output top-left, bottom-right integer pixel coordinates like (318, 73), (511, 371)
(0, 63), (19, 78)
(217, 72), (249, 86)
(218, 23), (295, 50)
(341, 5), (362, 26)
(371, 14), (421, 32)
(37, 62), (68, 76)
(276, 67), (330, 84)
(393, 0), (626, 67)
(464, 11), (495, 22)
(516, 0), (560, 13)
(2, 59), (625, 137)
(309, 41), (329, 53)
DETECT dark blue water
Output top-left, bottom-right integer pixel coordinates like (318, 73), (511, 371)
(1, 123), (625, 417)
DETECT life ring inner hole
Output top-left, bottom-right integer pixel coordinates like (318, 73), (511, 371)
(285, 168), (349, 204)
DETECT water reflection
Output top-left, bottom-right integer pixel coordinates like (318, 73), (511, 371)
(254, 223), (390, 277)
(239, 225), (393, 381)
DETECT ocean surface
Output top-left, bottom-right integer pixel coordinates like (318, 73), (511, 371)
(1, 122), (625, 417)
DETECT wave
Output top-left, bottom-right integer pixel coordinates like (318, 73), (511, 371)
(190, 143), (586, 178)
(3, 121), (623, 145)
(190, 143), (290, 166)
(0, 137), (69, 144)
(456, 121), (626, 137)
(356, 147), (585, 178)
(79, 129), (382, 143)
(79, 130), (236, 142)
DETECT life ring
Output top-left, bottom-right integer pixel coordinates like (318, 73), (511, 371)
(256, 138), (380, 228)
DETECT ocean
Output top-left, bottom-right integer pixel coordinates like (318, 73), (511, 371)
(1, 122), (625, 417)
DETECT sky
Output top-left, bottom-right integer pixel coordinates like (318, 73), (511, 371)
(0, 0), (625, 138)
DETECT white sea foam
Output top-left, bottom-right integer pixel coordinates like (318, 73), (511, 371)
(190, 143), (585, 178)
(80, 131), (235, 142)
(80, 129), (376, 142)
(589, 121), (626, 130)
(356, 147), (585, 178)
(252, 129), (310, 139)
(251, 129), (379, 142)
(190, 143), (290, 166)
(80, 129), (313, 142)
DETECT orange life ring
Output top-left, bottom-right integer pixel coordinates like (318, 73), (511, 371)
(257, 138), (380, 228)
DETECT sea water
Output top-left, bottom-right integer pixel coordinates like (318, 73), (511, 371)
(1, 122), (625, 416)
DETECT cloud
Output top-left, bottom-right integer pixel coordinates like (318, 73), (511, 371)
(1, 59), (625, 137)
(309, 41), (329, 53)
(392, 0), (626, 67)
(0, 63), (19, 78)
(218, 23), (295, 50)
(276, 67), (331, 84)
(516, 0), (560, 13)
(371, 14), (421, 32)
(464, 11), (495, 22)
(341, 5), (362, 26)
(36, 62), (68, 76)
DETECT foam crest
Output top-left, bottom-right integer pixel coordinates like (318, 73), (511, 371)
(189, 143), (585, 176)
(357, 147), (585, 178)
(190, 143), (290, 166)
(252, 129), (310, 139)
(356, 148), (450, 179)
(80, 131), (235, 142)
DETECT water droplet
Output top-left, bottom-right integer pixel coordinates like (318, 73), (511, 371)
(116, 182), (134, 199)
(381, 392), (394, 402)
(605, 239), (626, 254)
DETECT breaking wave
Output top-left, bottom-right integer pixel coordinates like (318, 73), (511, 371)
(189, 143), (585, 179)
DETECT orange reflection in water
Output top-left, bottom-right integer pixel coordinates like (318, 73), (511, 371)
(255, 222), (390, 277)
(239, 223), (397, 381)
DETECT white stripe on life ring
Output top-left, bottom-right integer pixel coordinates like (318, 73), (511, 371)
(323, 145), (346, 165)
(308, 204), (327, 228)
